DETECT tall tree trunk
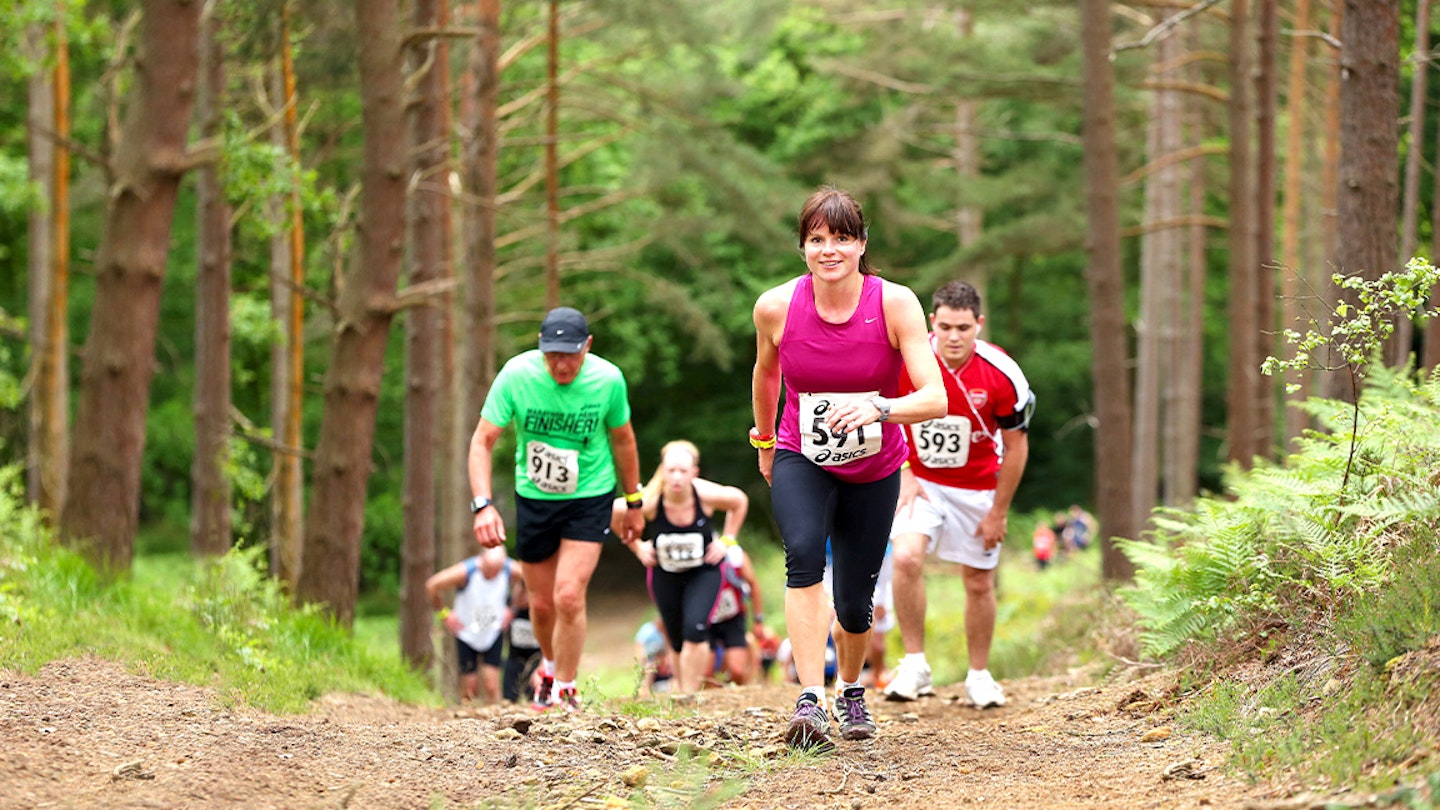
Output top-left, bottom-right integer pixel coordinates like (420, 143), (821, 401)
(192, 0), (233, 557)
(544, 0), (560, 309)
(1330, 0), (1399, 399)
(1133, 14), (1183, 520)
(1168, 16), (1207, 508)
(401, 0), (451, 671)
(271, 5), (307, 588)
(1253, 0), (1278, 458)
(26, 16), (69, 521)
(1394, 0), (1430, 366)
(1225, 0), (1260, 467)
(61, 0), (202, 573)
(1279, 0), (1313, 444)
(954, 9), (985, 303)
(1080, 0), (1136, 580)
(1317, 0), (1343, 351)
(453, 0), (502, 601)
(296, 0), (409, 625)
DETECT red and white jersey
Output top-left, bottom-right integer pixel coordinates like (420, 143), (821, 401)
(897, 335), (1031, 491)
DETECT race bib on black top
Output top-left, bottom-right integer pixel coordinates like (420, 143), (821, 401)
(655, 532), (705, 573)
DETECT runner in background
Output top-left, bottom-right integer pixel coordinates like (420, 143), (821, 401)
(884, 280), (1034, 709)
(617, 440), (749, 695)
(426, 545), (513, 704)
(469, 307), (645, 712)
(501, 571), (542, 702)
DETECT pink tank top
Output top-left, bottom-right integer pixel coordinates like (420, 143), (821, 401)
(776, 274), (908, 483)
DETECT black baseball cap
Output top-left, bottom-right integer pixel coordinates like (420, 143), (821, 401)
(538, 307), (590, 353)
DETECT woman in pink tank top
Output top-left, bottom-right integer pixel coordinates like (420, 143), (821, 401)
(750, 186), (945, 750)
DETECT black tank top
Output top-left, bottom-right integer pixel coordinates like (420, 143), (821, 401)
(645, 487), (715, 573)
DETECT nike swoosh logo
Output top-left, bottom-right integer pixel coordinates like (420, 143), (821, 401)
(865, 317), (878, 324)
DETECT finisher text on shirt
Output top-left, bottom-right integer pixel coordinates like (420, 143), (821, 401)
(523, 408), (602, 437)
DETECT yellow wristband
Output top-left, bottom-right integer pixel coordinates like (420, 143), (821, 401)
(901, 461), (910, 470)
(720, 534), (737, 547)
(437, 607), (450, 621)
(624, 490), (643, 504)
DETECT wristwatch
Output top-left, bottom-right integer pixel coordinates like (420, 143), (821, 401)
(469, 496), (493, 514)
(870, 396), (892, 422)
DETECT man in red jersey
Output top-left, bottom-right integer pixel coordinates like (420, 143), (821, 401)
(883, 281), (1034, 708)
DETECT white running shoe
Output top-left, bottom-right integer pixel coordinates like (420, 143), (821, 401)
(965, 670), (1006, 708)
(883, 657), (934, 702)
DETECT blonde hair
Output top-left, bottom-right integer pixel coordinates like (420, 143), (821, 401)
(642, 439), (700, 501)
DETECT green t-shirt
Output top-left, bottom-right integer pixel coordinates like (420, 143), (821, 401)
(481, 350), (632, 500)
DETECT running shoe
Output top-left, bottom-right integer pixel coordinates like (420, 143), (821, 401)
(883, 657), (934, 702)
(556, 687), (582, 712)
(531, 674), (555, 712)
(783, 693), (834, 751)
(965, 669), (1007, 708)
(834, 686), (876, 741)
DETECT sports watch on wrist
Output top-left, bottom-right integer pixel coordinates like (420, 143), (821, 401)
(870, 396), (892, 422)
(469, 496), (493, 514)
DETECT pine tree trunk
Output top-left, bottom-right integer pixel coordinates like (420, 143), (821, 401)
(271, 7), (307, 588)
(61, 0), (202, 573)
(1080, 0), (1136, 580)
(954, 9), (986, 303)
(1279, 0), (1313, 444)
(191, 1), (233, 557)
(1331, 0), (1399, 399)
(26, 17), (67, 521)
(401, 0), (451, 671)
(544, 0), (560, 309)
(1253, 0), (1278, 459)
(296, 0), (409, 625)
(455, 0), (502, 565)
(1394, 0), (1430, 366)
(1226, 0), (1260, 467)
(1134, 14), (1183, 521)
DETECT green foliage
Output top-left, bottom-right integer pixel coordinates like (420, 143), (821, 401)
(1335, 531), (1440, 671)
(0, 465), (435, 712)
(1121, 363), (1440, 659)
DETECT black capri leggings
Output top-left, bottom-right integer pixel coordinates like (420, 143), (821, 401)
(770, 449), (900, 634)
(648, 564), (724, 652)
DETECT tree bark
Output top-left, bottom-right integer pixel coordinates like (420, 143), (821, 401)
(1253, 0), (1278, 458)
(400, 0), (451, 671)
(953, 9), (986, 304)
(452, 0), (502, 593)
(1394, 0), (1430, 366)
(192, 0), (233, 557)
(1134, 13), (1183, 520)
(1331, 0), (1399, 399)
(544, 0), (561, 309)
(1080, 0), (1136, 580)
(1225, 0), (1260, 467)
(296, 0), (409, 625)
(61, 0), (202, 573)
(26, 16), (69, 522)
(1278, 0), (1313, 444)
(271, 5), (307, 588)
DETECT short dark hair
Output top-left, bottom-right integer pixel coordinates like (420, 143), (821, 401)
(797, 186), (875, 275)
(932, 280), (982, 317)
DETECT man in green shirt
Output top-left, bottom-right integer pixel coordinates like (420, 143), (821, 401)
(468, 307), (645, 711)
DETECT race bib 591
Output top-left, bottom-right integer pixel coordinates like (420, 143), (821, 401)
(798, 391), (883, 466)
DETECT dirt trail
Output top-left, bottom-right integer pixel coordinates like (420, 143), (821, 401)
(0, 654), (1285, 810)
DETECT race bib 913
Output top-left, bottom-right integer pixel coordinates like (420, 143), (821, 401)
(526, 440), (579, 494)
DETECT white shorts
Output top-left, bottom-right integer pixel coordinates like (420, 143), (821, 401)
(889, 480), (999, 570)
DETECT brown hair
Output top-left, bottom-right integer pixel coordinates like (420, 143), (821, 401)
(797, 186), (875, 276)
